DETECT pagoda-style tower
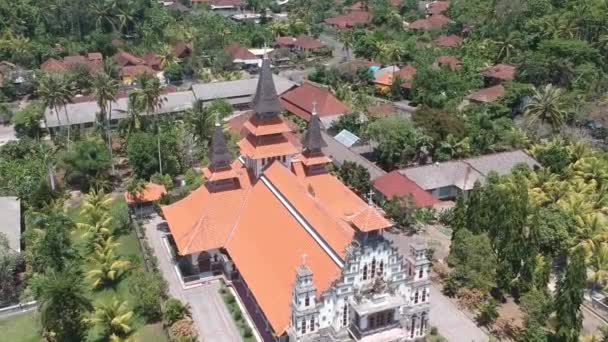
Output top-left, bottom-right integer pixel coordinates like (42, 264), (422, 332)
(299, 104), (331, 174)
(238, 53), (298, 177)
(203, 123), (239, 190)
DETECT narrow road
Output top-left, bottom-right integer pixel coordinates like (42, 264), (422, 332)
(142, 214), (241, 342)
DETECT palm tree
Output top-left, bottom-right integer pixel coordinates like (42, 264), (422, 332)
(30, 267), (92, 341)
(78, 215), (113, 243)
(184, 100), (215, 145)
(86, 248), (131, 288)
(158, 44), (179, 70)
(86, 299), (134, 338)
(523, 84), (567, 132)
(338, 30), (355, 61)
(120, 96), (143, 139)
(81, 189), (114, 224)
(37, 73), (72, 140)
(587, 242), (608, 296)
(126, 177), (145, 217)
(130, 75), (166, 174)
(92, 72), (119, 173)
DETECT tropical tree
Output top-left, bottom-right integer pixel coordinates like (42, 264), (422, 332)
(81, 189), (114, 223)
(60, 139), (111, 191)
(130, 75), (166, 174)
(78, 215), (113, 243)
(158, 44), (179, 69)
(184, 100), (216, 145)
(523, 84), (567, 132)
(338, 30), (355, 61)
(37, 73), (73, 142)
(92, 72), (119, 172)
(586, 242), (608, 295)
(86, 248), (131, 288)
(30, 266), (92, 341)
(554, 247), (587, 342)
(86, 299), (134, 339)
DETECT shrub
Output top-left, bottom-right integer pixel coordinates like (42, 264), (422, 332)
(165, 298), (189, 325)
(476, 299), (499, 326)
(129, 268), (167, 322)
(170, 318), (197, 339)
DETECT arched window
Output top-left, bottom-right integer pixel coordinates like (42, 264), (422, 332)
(410, 316), (416, 338)
(378, 260), (384, 276)
(301, 318), (307, 334)
(422, 288), (427, 302)
(305, 294), (310, 307)
(342, 304), (349, 326)
(421, 313), (427, 332)
(310, 316), (315, 332)
(414, 290), (419, 304)
(371, 258), (376, 277)
(419, 267), (424, 279)
(362, 264), (368, 280)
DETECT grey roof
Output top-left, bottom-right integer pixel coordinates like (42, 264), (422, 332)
(401, 150), (539, 191)
(302, 113), (326, 152)
(45, 76), (297, 129)
(209, 124), (233, 170)
(191, 76), (295, 104)
(44, 91), (195, 128)
(251, 57), (283, 118)
(321, 131), (386, 180)
(0, 196), (21, 252)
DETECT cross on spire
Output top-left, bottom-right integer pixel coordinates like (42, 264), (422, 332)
(301, 253), (307, 266)
(367, 189), (375, 206)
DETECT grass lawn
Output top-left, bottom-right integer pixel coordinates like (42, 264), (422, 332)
(71, 197), (169, 342)
(0, 311), (41, 342)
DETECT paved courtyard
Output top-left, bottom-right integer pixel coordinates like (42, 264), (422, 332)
(142, 213), (241, 342)
(386, 230), (489, 342)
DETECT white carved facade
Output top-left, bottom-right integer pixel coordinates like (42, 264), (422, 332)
(286, 232), (431, 341)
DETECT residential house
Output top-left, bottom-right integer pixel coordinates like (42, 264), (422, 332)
(0, 61), (32, 94)
(324, 10), (372, 29)
(433, 34), (462, 48)
(483, 63), (516, 85)
(161, 55), (431, 341)
(426, 1), (449, 14)
(0, 196), (21, 252)
(275, 36), (297, 49)
(373, 65), (417, 95)
(397, 150), (539, 200)
(466, 84), (506, 104)
(280, 82), (350, 125)
(293, 35), (325, 52)
(173, 42), (193, 59)
(224, 43), (261, 67)
(408, 14), (451, 31)
(41, 53), (104, 73)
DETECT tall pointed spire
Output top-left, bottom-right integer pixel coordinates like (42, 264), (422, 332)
(208, 123), (232, 171)
(302, 102), (327, 152)
(251, 51), (283, 118)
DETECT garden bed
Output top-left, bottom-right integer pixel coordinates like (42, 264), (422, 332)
(219, 284), (256, 342)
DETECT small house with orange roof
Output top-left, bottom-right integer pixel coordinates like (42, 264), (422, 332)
(160, 54), (431, 341)
(280, 82), (350, 125)
(373, 65), (417, 95)
(124, 182), (167, 215)
(434, 55), (461, 71)
(483, 63), (516, 85)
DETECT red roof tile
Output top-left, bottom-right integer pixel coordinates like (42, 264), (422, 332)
(427, 1), (450, 14)
(225, 43), (257, 60)
(373, 171), (438, 207)
(324, 10), (371, 29)
(294, 35), (324, 50)
(275, 36), (296, 47)
(466, 84), (506, 103)
(483, 63), (516, 81)
(434, 34), (462, 47)
(120, 65), (156, 78)
(173, 42), (193, 58)
(280, 82), (350, 121)
(409, 14), (451, 30)
(367, 103), (396, 118)
(114, 51), (145, 66)
(41, 58), (66, 72)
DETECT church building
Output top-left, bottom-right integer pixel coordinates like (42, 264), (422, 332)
(161, 54), (431, 341)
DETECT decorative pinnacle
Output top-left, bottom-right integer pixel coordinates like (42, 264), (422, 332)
(312, 101), (317, 116)
(301, 253), (308, 266)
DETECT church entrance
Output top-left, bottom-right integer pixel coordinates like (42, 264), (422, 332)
(197, 252), (212, 273)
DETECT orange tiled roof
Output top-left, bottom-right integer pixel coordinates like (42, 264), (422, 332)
(303, 172), (392, 233)
(346, 206), (393, 232)
(202, 166), (239, 182)
(298, 153), (332, 166)
(224, 172), (341, 335)
(238, 134), (300, 159)
(242, 116), (293, 136)
(124, 183), (167, 204)
(161, 162), (253, 254)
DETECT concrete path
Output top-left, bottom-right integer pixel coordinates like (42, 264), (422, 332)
(142, 214), (241, 342)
